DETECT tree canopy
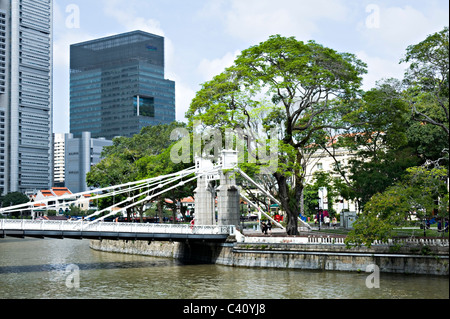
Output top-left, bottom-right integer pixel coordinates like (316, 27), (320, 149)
(187, 34), (367, 235)
(401, 26), (449, 136)
(346, 165), (449, 247)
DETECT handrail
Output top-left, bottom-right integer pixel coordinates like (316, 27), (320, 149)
(0, 219), (235, 236)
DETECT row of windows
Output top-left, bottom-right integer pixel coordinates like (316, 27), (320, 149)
(21, 111), (50, 121)
(19, 153), (49, 161)
(20, 34), (50, 50)
(21, 161), (49, 168)
(76, 33), (161, 52)
(21, 71), (50, 84)
(21, 0), (52, 15)
(0, 14), (5, 93)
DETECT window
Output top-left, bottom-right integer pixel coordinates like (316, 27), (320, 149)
(134, 95), (155, 117)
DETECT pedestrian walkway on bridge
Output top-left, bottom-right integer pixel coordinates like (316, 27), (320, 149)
(0, 219), (235, 242)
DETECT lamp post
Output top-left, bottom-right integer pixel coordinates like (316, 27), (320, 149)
(316, 197), (321, 230)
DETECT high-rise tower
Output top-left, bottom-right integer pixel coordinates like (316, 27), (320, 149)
(70, 30), (175, 140)
(0, 0), (53, 195)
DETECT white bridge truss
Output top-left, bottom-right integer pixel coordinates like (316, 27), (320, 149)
(0, 149), (310, 239)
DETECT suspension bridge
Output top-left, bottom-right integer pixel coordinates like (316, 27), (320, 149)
(0, 150), (310, 242)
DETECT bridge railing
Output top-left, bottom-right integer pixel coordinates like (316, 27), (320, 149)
(84, 221), (234, 235)
(0, 219), (235, 236)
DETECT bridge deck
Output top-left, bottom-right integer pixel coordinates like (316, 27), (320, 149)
(0, 220), (234, 242)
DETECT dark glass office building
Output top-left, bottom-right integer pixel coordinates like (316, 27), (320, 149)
(70, 31), (175, 140)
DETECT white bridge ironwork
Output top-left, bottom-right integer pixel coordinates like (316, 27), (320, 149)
(0, 219), (234, 241)
(0, 149), (311, 241)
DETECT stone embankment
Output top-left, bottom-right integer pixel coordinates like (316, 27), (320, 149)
(90, 229), (449, 276)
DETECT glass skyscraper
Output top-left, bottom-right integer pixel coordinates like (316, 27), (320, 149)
(0, 0), (53, 195)
(70, 30), (176, 140)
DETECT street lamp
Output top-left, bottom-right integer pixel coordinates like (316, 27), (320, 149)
(316, 197), (321, 230)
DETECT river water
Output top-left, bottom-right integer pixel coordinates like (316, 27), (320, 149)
(0, 237), (448, 299)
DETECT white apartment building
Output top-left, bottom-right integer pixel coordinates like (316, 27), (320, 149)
(53, 133), (65, 186)
(304, 145), (359, 214)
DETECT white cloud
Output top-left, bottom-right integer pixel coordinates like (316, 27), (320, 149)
(53, 32), (96, 68)
(174, 81), (196, 123)
(356, 51), (406, 90)
(358, 4), (448, 59)
(101, 0), (165, 36)
(52, 29), (94, 133)
(197, 50), (240, 82)
(222, 0), (348, 42)
(52, 2), (101, 133)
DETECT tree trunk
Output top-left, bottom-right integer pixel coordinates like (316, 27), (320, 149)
(285, 209), (299, 235)
(172, 203), (177, 224)
(157, 199), (164, 223)
(275, 172), (299, 236)
(180, 204), (187, 221)
(138, 204), (144, 223)
(126, 208), (131, 223)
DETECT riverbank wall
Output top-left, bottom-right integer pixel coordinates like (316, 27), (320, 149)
(89, 233), (449, 276)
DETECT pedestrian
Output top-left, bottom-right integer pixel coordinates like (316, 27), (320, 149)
(332, 217), (337, 228)
(267, 220), (272, 234)
(261, 221), (268, 235)
(324, 215), (330, 227)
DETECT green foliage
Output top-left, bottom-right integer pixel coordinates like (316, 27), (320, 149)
(401, 27), (449, 136)
(303, 171), (339, 217)
(1, 192), (30, 208)
(401, 166), (449, 218)
(346, 166), (448, 247)
(86, 122), (194, 221)
(332, 80), (422, 210)
(186, 34), (367, 235)
(345, 212), (396, 248)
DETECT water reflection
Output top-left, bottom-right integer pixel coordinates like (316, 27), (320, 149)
(0, 238), (448, 299)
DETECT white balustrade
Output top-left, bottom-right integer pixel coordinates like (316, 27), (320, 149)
(0, 219), (234, 237)
(2, 220), (447, 246)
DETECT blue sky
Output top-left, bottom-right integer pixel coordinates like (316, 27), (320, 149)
(52, 0), (449, 134)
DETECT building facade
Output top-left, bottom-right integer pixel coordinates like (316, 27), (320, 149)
(53, 133), (65, 186)
(64, 132), (112, 193)
(0, 0), (53, 195)
(70, 30), (175, 140)
(304, 146), (359, 214)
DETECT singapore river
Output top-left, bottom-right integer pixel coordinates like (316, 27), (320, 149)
(0, 237), (448, 300)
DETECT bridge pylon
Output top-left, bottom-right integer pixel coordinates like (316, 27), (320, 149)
(194, 150), (240, 228)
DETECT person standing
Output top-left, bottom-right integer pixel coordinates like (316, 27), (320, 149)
(261, 221), (268, 235)
(267, 220), (272, 234)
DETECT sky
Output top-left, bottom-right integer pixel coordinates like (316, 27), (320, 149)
(52, 0), (449, 134)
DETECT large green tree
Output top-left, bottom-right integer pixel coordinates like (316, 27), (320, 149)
(401, 26), (449, 137)
(187, 35), (367, 235)
(346, 165), (449, 247)
(329, 80), (420, 210)
(0, 192), (30, 217)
